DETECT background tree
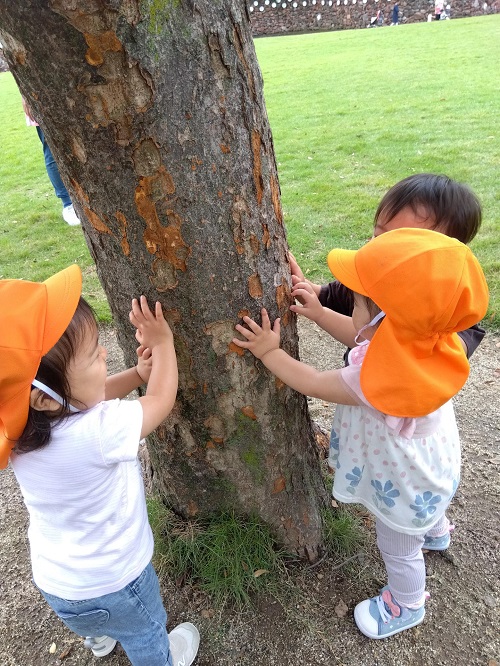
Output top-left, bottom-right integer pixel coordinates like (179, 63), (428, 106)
(0, 0), (328, 559)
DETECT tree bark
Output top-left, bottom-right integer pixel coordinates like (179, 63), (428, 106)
(0, 0), (327, 559)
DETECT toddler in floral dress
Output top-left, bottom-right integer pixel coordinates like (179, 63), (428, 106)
(233, 228), (488, 639)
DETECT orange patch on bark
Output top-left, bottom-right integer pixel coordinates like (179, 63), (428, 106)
(70, 179), (90, 204)
(272, 476), (286, 494)
(115, 211), (130, 255)
(187, 500), (199, 517)
(270, 173), (283, 224)
(84, 31), (122, 66)
(276, 282), (290, 313)
(249, 234), (260, 255)
(84, 207), (112, 234)
(135, 169), (190, 270)
(241, 406), (257, 420)
(262, 224), (271, 249)
(220, 143), (231, 154)
(248, 273), (263, 299)
(206, 441), (216, 449)
(228, 342), (245, 356)
(275, 377), (286, 390)
(251, 130), (263, 205)
(238, 309), (250, 319)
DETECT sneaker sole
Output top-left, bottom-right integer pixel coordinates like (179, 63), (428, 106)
(354, 607), (425, 639)
(92, 640), (117, 657)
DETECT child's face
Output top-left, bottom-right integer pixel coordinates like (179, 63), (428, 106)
(373, 204), (437, 237)
(66, 322), (108, 410)
(352, 296), (375, 338)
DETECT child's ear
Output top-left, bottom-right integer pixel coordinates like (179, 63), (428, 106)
(29, 388), (60, 413)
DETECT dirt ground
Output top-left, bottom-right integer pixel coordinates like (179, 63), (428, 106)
(0, 318), (498, 666)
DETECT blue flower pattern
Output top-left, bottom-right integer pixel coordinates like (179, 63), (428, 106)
(328, 430), (341, 470)
(370, 479), (401, 515)
(410, 491), (442, 528)
(345, 466), (364, 495)
(329, 401), (460, 532)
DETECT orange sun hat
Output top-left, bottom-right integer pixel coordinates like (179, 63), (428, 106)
(327, 228), (489, 418)
(0, 265), (82, 469)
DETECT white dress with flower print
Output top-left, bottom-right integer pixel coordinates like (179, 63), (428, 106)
(329, 344), (461, 535)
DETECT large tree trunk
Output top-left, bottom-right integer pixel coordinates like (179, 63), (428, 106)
(0, 0), (327, 559)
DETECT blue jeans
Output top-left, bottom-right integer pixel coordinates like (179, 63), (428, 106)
(39, 562), (173, 666)
(36, 126), (72, 208)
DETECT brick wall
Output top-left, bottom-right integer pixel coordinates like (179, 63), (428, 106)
(248, 0), (498, 34)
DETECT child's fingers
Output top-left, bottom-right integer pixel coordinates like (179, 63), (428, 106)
(240, 315), (262, 334)
(232, 336), (251, 349)
(272, 318), (281, 335)
(136, 345), (152, 360)
(154, 301), (164, 320)
(139, 294), (154, 319)
(234, 323), (255, 340)
(260, 308), (271, 331)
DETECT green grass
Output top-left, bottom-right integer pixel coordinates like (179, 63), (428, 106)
(255, 15), (500, 327)
(1, 15), (498, 326)
(0, 73), (111, 321)
(148, 499), (289, 606)
(322, 505), (366, 558)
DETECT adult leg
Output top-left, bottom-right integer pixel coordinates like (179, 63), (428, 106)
(36, 126), (72, 208)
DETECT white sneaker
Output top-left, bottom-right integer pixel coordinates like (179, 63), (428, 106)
(62, 204), (81, 226)
(168, 623), (200, 666)
(83, 635), (117, 657)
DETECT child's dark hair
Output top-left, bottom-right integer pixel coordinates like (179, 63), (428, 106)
(374, 174), (482, 244)
(15, 297), (97, 455)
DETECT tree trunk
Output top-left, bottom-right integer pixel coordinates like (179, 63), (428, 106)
(0, 0), (327, 559)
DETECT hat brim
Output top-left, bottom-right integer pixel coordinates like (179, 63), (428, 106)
(360, 317), (469, 417)
(42, 265), (82, 355)
(327, 248), (368, 296)
(0, 265), (81, 469)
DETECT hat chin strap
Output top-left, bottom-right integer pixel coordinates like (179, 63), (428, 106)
(31, 379), (80, 414)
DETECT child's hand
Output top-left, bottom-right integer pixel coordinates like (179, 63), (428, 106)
(136, 345), (153, 384)
(233, 308), (281, 360)
(289, 251), (306, 282)
(290, 280), (324, 323)
(129, 296), (172, 350)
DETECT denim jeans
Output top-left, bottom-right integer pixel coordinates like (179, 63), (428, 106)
(39, 562), (173, 666)
(36, 126), (72, 208)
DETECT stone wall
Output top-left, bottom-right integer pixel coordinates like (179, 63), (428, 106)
(248, 0), (498, 34)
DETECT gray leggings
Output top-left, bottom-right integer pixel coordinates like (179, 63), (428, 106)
(376, 514), (450, 608)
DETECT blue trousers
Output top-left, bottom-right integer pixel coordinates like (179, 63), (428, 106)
(36, 126), (72, 208)
(39, 562), (173, 666)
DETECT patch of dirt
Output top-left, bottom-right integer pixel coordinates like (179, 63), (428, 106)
(0, 319), (498, 666)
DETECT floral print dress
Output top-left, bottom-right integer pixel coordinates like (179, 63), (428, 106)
(328, 344), (461, 535)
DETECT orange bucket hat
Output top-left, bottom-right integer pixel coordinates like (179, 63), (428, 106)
(0, 265), (82, 468)
(327, 229), (489, 418)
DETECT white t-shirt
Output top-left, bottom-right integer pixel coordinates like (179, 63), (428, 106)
(10, 399), (154, 600)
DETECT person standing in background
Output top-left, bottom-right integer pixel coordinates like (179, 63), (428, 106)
(22, 98), (80, 226)
(391, 2), (399, 24)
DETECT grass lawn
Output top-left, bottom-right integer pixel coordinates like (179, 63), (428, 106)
(255, 15), (499, 327)
(0, 14), (498, 327)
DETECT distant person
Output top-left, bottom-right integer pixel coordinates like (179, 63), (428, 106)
(22, 98), (80, 226)
(368, 9), (383, 26)
(434, 0), (443, 19)
(391, 2), (399, 24)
